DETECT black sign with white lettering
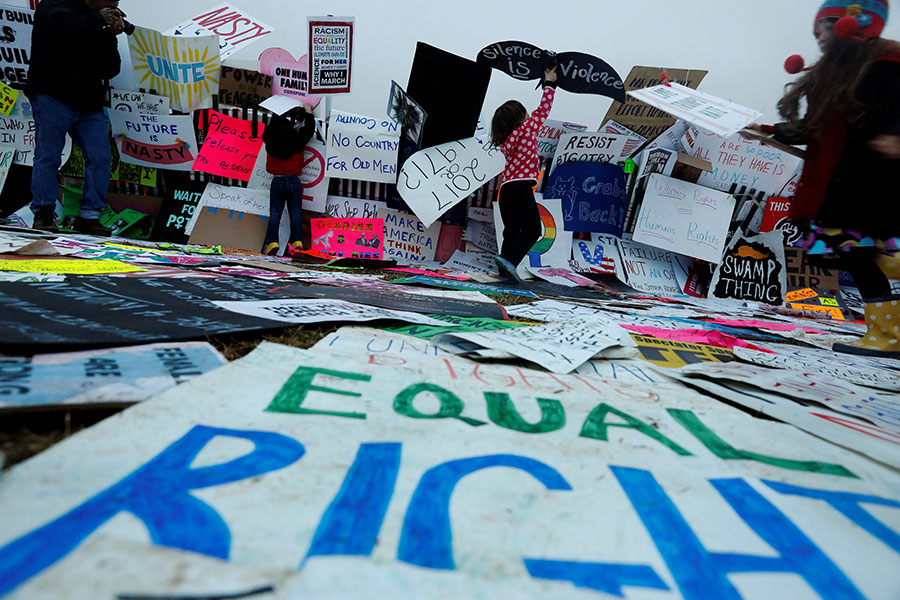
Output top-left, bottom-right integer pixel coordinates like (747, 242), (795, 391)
(476, 40), (552, 81)
(154, 179), (208, 243)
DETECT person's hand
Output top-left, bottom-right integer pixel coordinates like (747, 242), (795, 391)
(869, 134), (900, 159)
(544, 66), (558, 83)
(99, 7), (125, 34)
(741, 125), (771, 142)
(302, 102), (314, 114)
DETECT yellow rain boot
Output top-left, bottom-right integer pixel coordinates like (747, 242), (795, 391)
(833, 296), (900, 359)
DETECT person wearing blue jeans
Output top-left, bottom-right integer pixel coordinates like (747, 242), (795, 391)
(25, 0), (126, 235)
(263, 175), (305, 254)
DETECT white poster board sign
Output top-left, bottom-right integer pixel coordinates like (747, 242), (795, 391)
(326, 111), (400, 184)
(633, 174), (735, 264)
(109, 90), (170, 114)
(379, 208), (441, 263)
(537, 119), (588, 161)
(0, 114), (71, 167)
(549, 132), (629, 175)
(164, 3), (273, 60)
(324, 195), (387, 220)
(493, 195), (573, 271)
(618, 239), (683, 296)
(398, 137), (505, 227)
(107, 110), (197, 171)
(185, 183), (269, 235)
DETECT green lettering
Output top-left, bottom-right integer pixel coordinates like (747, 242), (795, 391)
(394, 383), (486, 427)
(485, 392), (565, 434)
(266, 366), (370, 419)
(580, 403), (692, 456)
(668, 409), (857, 478)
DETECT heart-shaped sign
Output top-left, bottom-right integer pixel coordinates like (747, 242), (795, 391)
(259, 47), (322, 108)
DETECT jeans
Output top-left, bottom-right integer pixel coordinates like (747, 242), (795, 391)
(30, 94), (112, 219)
(498, 180), (542, 267)
(264, 175), (304, 245)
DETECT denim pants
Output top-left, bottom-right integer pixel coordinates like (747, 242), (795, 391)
(29, 95), (112, 219)
(264, 175), (304, 245)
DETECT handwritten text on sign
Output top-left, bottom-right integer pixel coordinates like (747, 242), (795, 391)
(193, 111), (265, 182)
(165, 3), (273, 60)
(398, 138), (506, 228)
(108, 110), (197, 170)
(326, 110), (400, 184)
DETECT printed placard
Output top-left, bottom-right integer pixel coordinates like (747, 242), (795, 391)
(193, 111), (264, 182)
(600, 119), (647, 159)
(272, 59), (312, 100)
(310, 217), (384, 260)
(628, 83), (763, 138)
(709, 230), (787, 306)
(549, 132), (629, 175)
(536, 119), (588, 160)
(128, 26), (220, 113)
(308, 16), (354, 94)
(633, 174), (735, 264)
(398, 137), (506, 227)
(165, 3), (273, 59)
(326, 110), (400, 184)
(108, 110), (197, 170)
(109, 89), (170, 114)
(379, 208), (441, 263)
(0, 4), (33, 89)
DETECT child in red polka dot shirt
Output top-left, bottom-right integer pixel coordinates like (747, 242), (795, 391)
(491, 66), (557, 281)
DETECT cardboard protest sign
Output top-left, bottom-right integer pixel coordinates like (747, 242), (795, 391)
(602, 66), (707, 142)
(192, 110), (264, 181)
(310, 217), (384, 260)
(128, 26), (220, 113)
(187, 207), (268, 251)
(549, 132), (628, 174)
(618, 239), (683, 296)
(0, 343), (226, 412)
(476, 40), (551, 81)
(0, 81), (19, 116)
(710, 230), (787, 306)
(324, 195), (387, 220)
(493, 195), (572, 271)
(154, 180), (207, 243)
(388, 80), (427, 145)
(248, 140), (328, 213)
(185, 183), (268, 235)
(544, 161), (627, 235)
(628, 83), (763, 138)
(785, 246), (840, 291)
(308, 16), (354, 94)
(536, 119), (587, 160)
(379, 208), (441, 263)
(681, 127), (803, 197)
(165, 3), (273, 60)
(398, 138), (505, 227)
(107, 110), (196, 171)
(326, 110), (400, 183)
(109, 89), (169, 114)
(217, 66), (273, 107)
(0, 113), (70, 166)
(633, 174), (735, 264)
(0, 4), (32, 89)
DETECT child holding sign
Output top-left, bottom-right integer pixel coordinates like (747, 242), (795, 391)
(491, 66), (557, 281)
(261, 104), (316, 255)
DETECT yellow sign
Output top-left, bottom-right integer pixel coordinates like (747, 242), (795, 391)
(785, 288), (818, 303)
(0, 82), (20, 117)
(0, 259), (146, 274)
(631, 335), (734, 369)
(788, 303), (846, 320)
(105, 243), (171, 254)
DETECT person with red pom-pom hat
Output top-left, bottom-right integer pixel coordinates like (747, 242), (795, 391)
(747, 0), (900, 359)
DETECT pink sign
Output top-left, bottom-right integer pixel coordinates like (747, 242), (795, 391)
(311, 218), (384, 260)
(193, 111), (265, 182)
(621, 326), (775, 353)
(260, 48), (321, 107)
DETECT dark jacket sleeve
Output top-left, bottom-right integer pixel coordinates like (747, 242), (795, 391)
(98, 34), (121, 80)
(293, 112), (316, 148)
(42, 4), (106, 44)
(865, 61), (900, 136)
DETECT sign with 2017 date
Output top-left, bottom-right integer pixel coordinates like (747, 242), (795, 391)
(398, 137), (506, 227)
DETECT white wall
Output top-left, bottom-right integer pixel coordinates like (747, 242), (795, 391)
(120, 0), (900, 128)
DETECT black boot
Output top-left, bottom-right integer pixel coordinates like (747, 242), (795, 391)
(32, 208), (59, 232)
(73, 216), (112, 237)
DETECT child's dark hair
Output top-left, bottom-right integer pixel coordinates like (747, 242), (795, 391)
(491, 100), (528, 147)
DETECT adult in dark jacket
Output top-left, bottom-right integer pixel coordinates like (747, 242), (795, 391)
(26, 0), (126, 236)
(749, 0), (900, 358)
(261, 104), (316, 255)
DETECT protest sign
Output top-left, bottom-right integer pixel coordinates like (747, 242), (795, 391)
(525, 266), (596, 288)
(154, 180), (207, 243)
(462, 218), (497, 254)
(398, 138), (505, 227)
(0, 113), (71, 166)
(110, 89), (169, 114)
(324, 195), (387, 221)
(391, 275), (539, 298)
(554, 51), (626, 101)
(544, 161), (627, 235)
(536, 119), (587, 160)
(262, 51), (321, 108)
(549, 132), (628, 174)
(0, 4), (32, 89)
(388, 80), (427, 145)
(760, 196), (802, 245)
(631, 335), (734, 369)
(248, 140), (328, 213)
(0, 343), (225, 411)
(326, 110), (400, 184)
(379, 208), (440, 263)
(785, 247), (840, 291)
(0, 81), (19, 116)
(628, 83), (763, 138)
(0, 145), (12, 193)
(165, 3), (273, 60)
(681, 127), (802, 197)
(600, 119), (647, 159)
(618, 239), (683, 296)
(0, 258), (143, 274)
(128, 26), (220, 113)
(308, 16), (354, 94)
(710, 230), (787, 306)
(476, 40), (550, 81)
(215, 299), (447, 326)
(310, 217), (384, 260)
(187, 207), (268, 252)
(108, 110), (196, 171)
(185, 183), (269, 235)
(493, 195), (572, 270)
(633, 174), (735, 264)
(602, 66), (708, 142)
(571, 235), (626, 281)
(193, 110), (264, 181)
(217, 66), (273, 107)
(3, 340), (898, 598)
(442, 249), (497, 276)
